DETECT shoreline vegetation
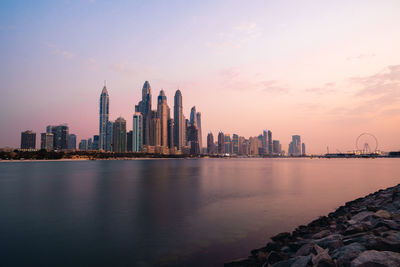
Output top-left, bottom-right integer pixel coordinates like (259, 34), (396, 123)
(1, 150), (400, 161)
(226, 184), (400, 267)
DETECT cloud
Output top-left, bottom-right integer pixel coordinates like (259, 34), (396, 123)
(305, 82), (336, 94)
(45, 43), (75, 60)
(234, 23), (256, 33)
(346, 53), (375, 61)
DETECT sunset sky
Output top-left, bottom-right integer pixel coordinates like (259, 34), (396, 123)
(1, 0), (400, 153)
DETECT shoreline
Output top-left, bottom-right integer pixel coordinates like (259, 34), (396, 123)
(226, 184), (400, 266)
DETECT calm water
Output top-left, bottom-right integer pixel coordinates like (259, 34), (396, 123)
(0, 158), (399, 266)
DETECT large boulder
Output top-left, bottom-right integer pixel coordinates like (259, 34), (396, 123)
(351, 250), (400, 266)
(331, 242), (365, 267)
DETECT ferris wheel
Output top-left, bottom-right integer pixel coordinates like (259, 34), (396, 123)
(356, 133), (378, 154)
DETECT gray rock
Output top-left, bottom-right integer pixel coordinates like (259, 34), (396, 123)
(313, 230), (332, 239)
(332, 242), (365, 266)
(291, 255), (311, 267)
(351, 211), (374, 222)
(312, 246), (334, 266)
(295, 242), (316, 257)
(374, 210), (392, 219)
(315, 234), (344, 250)
(351, 250), (400, 267)
(270, 258), (296, 267)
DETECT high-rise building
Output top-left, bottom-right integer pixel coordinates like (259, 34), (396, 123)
(262, 130), (268, 155)
(41, 133), (54, 151)
(232, 134), (239, 155)
(92, 135), (99, 150)
(157, 90), (168, 147)
(238, 136), (245, 155)
(190, 106), (197, 126)
(302, 142), (306, 156)
(20, 130), (36, 149)
(273, 140), (281, 154)
(196, 112), (202, 153)
(224, 134), (232, 154)
(167, 118), (174, 149)
(68, 134), (77, 150)
(289, 135), (301, 156)
(106, 121), (113, 151)
(207, 132), (215, 154)
(87, 138), (93, 150)
(113, 117), (127, 153)
(217, 131), (225, 154)
(151, 115), (161, 147)
(132, 112), (143, 152)
(135, 81), (152, 146)
(127, 131), (133, 152)
(47, 125), (69, 150)
(99, 84), (109, 151)
(268, 130), (273, 155)
(79, 139), (88, 151)
(173, 90), (183, 150)
(187, 124), (200, 154)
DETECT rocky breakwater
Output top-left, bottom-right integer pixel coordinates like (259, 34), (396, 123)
(226, 184), (400, 267)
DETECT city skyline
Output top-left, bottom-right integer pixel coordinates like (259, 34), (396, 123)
(1, 1), (400, 153)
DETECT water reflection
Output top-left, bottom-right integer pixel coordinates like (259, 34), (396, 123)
(0, 159), (399, 266)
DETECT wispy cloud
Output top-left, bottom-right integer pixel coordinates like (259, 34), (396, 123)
(305, 82), (336, 94)
(45, 43), (75, 60)
(346, 53), (375, 61)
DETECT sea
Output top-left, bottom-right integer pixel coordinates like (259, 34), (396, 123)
(0, 158), (399, 266)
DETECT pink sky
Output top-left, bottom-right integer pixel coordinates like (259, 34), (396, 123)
(0, 1), (400, 153)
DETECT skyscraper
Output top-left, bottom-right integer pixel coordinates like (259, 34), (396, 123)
(232, 134), (239, 155)
(99, 84), (109, 151)
(173, 90), (183, 150)
(78, 139), (88, 151)
(289, 135), (301, 156)
(190, 106), (197, 126)
(113, 117), (127, 153)
(151, 115), (161, 147)
(187, 124), (200, 155)
(196, 112), (202, 153)
(217, 131), (225, 154)
(132, 112), (143, 152)
(302, 143), (306, 156)
(47, 125), (69, 150)
(157, 90), (168, 147)
(273, 140), (281, 154)
(224, 134), (232, 154)
(137, 81), (152, 145)
(41, 133), (54, 151)
(21, 130), (36, 149)
(92, 135), (99, 150)
(268, 130), (273, 155)
(68, 134), (77, 150)
(127, 131), (133, 152)
(262, 130), (268, 155)
(207, 132), (214, 154)
(106, 121), (113, 151)
(167, 118), (174, 149)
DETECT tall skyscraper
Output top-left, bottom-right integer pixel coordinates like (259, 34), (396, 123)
(88, 138), (93, 150)
(92, 135), (99, 150)
(132, 112), (143, 152)
(217, 131), (225, 154)
(289, 135), (301, 156)
(173, 90), (183, 150)
(190, 106), (197, 126)
(207, 132), (214, 154)
(302, 143), (306, 156)
(68, 134), (77, 150)
(41, 133), (54, 151)
(99, 84), (109, 151)
(113, 117), (127, 153)
(262, 130), (268, 155)
(196, 112), (202, 152)
(224, 134), (232, 154)
(106, 121), (113, 151)
(187, 124), (200, 154)
(21, 130), (36, 149)
(157, 90), (168, 147)
(268, 130), (273, 155)
(136, 81), (152, 145)
(273, 140), (281, 154)
(232, 134), (239, 155)
(151, 114), (161, 147)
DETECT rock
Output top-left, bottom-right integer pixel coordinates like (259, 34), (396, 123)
(291, 255), (311, 267)
(315, 234), (344, 250)
(331, 242), (365, 266)
(344, 223), (367, 236)
(365, 231), (400, 252)
(374, 210), (392, 219)
(271, 232), (291, 242)
(313, 230), (332, 239)
(351, 250), (400, 267)
(295, 242), (316, 257)
(267, 251), (284, 265)
(312, 246), (334, 267)
(271, 258), (296, 267)
(351, 211), (374, 222)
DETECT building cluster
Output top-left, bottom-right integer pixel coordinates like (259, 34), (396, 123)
(206, 131), (306, 156)
(79, 81), (202, 154)
(18, 80), (306, 156)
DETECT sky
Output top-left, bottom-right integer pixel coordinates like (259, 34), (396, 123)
(1, 0), (400, 154)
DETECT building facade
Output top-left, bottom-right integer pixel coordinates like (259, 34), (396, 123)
(21, 131), (36, 149)
(99, 85), (109, 151)
(113, 117), (127, 153)
(173, 90), (183, 150)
